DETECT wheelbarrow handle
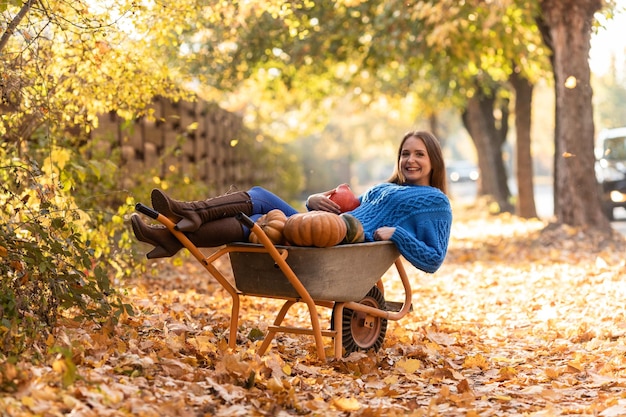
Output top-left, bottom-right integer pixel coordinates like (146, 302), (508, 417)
(235, 212), (255, 228)
(135, 203), (159, 219)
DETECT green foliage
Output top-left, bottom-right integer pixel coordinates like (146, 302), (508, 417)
(176, 0), (549, 132)
(1, 0), (307, 365)
(1, 0), (193, 144)
(0, 139), (136, 360)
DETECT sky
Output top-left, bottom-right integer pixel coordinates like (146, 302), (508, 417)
(589, 3), (626, 76)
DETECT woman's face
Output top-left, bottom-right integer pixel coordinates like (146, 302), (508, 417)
(399, 136), (432, 186)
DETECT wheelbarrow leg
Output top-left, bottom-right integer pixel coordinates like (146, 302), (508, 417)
(200, 254), (242, 350)
(258, 300), (296, 356)
(258, 299), (327, 361)
(305, 299), (326, 361)
(228, 296), (240, 349)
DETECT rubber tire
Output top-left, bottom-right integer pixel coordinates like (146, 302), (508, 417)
(331, 286), (387, 355)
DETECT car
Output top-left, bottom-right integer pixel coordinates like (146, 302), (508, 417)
(447, 161), (479, 183)
(595, 127), (626, 220)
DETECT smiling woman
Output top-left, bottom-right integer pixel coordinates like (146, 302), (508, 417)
(132, 130), (453, 273)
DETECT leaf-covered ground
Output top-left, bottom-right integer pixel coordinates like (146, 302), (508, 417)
(3, 206), (626, 416)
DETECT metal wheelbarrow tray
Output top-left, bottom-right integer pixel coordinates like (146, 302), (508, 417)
(135, 203), (414, 362)
(229, 241), (399, 301)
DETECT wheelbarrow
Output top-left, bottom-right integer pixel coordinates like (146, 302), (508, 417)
(135, 203), (414, 361)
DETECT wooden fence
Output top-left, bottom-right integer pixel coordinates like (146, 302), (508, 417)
(92, 96), (266, 194)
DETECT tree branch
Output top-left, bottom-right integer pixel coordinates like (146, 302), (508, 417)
(0, 0), (36, 54)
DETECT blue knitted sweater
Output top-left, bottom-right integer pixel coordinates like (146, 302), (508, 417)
(348, 183), (452, 273)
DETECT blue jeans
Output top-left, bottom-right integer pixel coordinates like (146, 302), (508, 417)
(244, 186), (299, 237)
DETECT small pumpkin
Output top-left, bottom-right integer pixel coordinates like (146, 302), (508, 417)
(283, 211), (347, 247)
(249, 209), (288, 245)
(340, 213), (365, 244)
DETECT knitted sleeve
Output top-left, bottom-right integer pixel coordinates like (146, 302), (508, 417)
(388, 193), (452, 273)
(390, 217), (451, 273)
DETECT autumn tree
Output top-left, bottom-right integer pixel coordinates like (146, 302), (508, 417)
(1, 0), (195, 144)
(0, 0), (202, 356)
(538, 0), (611, 231)
(174, 0), (550, 215)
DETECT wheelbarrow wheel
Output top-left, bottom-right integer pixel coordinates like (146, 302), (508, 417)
(331, 285), (387, 355)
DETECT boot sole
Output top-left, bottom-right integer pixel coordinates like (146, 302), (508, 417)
(151, 189), (182, 222)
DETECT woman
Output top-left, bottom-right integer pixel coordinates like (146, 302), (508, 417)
(131, 130), (452, 273)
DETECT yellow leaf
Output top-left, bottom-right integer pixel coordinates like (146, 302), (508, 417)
(545, 367), (561, 379)
(396, 358), (422, 373)
(332, 397), (361, 412)
(188, 336), (216, 354)
(493, 395), (513, 401)
(463, 354), (489, 370)
(0, 246), (7, 257)
(498, 366), (518, 380)
(282, 364), (291, 376)
(567, 360), (584, 372)
(21, 396), (35, 407)
(267, 376), (284, 393)
(52, 358), (66, 374)
(383, 374), (399, 385)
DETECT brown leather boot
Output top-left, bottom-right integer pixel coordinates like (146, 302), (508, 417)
(131, 213), (246, 259)
(131, 214), (182, 259)
(151, 188), (253, 232)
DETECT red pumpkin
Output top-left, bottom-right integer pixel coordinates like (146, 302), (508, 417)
(329, 183), (360, 212)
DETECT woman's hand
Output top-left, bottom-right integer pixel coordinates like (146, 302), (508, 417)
(306, 191), (341, 213)
(374, 227), (396, 241)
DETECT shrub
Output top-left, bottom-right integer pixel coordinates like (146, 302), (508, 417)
(0, 141), (134, 359)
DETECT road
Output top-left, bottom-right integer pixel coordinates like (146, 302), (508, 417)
(449, 180), (626, 234)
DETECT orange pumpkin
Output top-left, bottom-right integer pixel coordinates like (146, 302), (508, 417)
(283, 211), (347, 247)
(340, 213), (365, 244)
(248, 209), (288, 245)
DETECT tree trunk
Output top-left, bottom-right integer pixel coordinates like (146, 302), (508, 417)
(461, 87), (513, 212)
(540, 0), (610, 231)
(509, 71), (538, 219)
(428, 113), (442, 148)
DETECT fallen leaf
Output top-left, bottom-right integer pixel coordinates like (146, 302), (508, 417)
(332, 397), (361, 411)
